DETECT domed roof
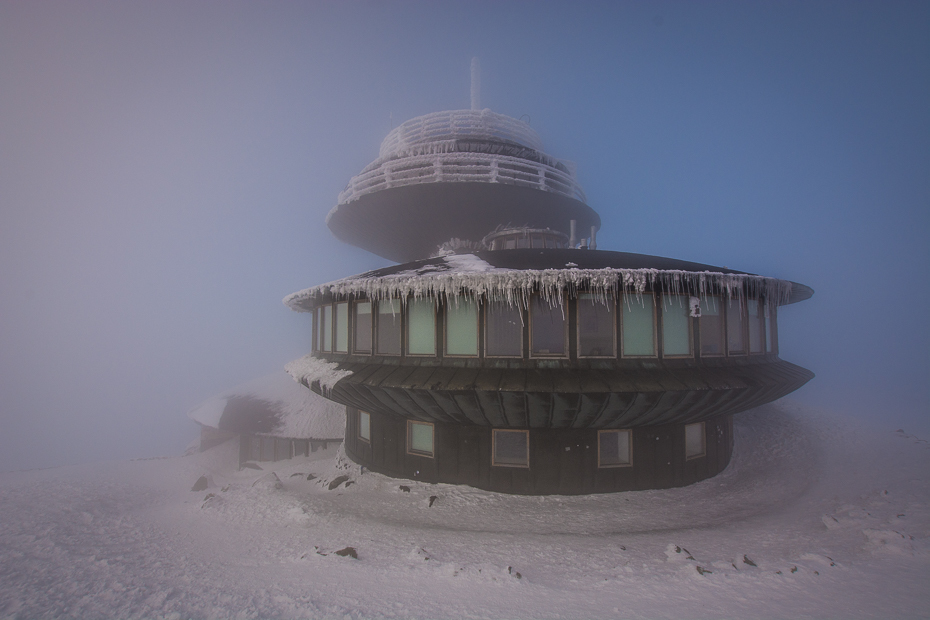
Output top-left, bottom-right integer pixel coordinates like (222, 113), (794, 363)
(378, 109), (544, 158)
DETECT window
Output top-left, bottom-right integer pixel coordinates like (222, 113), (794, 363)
(516, 236), (529, 248)
(354, 301), (372, 353)
(662, 294), (692, 356)
(486, 301), (523, 357)
(699, 297), (725, 356)
(766, 302), (776, 353)
(530, 295), (566, 357)
(577, 293), (615, 357)
(598, 429), (632, 467)
(407, 298), (436, 356)
(748, 298), (764, 354)
(446, 298), (478, 356)
(726, 299), (746, 355)
(334, 302), (349, 353)
(358, 410), (371, 442)
(407, 420), (434, 457)
(322, 305), (333, 352)
(685, 422), (705, 459)
(531, 235), (544, 248)
(492, 429), (529, 467)
(314, 307), (321, 351)
(622, 293), (656, 357)
(377, 299), (401, 355)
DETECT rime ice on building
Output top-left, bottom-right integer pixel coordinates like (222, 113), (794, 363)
(285, 63), (814, 494)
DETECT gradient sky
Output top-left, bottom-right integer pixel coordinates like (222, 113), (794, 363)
(1, 1), (927, 472)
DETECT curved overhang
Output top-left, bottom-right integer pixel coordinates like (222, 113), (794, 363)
(326, 184), (601, 263)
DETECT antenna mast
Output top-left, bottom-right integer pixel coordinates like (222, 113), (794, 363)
(470, 57), (481, 110)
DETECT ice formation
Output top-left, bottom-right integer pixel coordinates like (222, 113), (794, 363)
(285, 355), (355, 396)
(283, 253), (794, 312)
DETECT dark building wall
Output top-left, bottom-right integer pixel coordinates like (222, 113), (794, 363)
(344, 407), (733, 495)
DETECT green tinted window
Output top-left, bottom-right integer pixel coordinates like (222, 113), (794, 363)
(662, 294), (691, 356)
(622, 294), (656, 356)
(446, 298), (478, 356)
(407, 298), (435, 355)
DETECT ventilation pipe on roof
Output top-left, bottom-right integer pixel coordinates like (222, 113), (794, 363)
(590, 226), (597, 250)
(471, 57), (481, 111)
(569, 220), (577, 248)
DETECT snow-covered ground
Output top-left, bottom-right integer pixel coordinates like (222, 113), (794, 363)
(1, 401), (927, 619)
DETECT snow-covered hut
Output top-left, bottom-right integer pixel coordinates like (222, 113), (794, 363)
(188, 372), (345, 467)
(284, 62), (813, 494)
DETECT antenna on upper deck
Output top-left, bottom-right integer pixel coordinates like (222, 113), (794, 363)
(471, 57), (481, 110)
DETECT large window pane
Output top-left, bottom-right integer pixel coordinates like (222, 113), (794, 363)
(598, 429), (632, 467)
(359, 410), (370, 442)
(407, 421), (434, 456)
(685, 422), (705, 459)
(354, 302), (372, 353)
(726, 299), (746, 355)
(492, 429), (529, 467)
(662, 294), (691, 356)
(486, 301), (522, 357)
(322, 305), (333, 352)
(334, 302), (349, 353)
(578, 293), (615, 357)
(407, 298), (436, 355)
(766, 303), (776, 353)
(314, 307), (321, 351)
(748, 299), (764, 354)
(530, 296), (565, 356)
(446, 298), (478, 356)
(699, 297), (725, 356)
(377, 299), (401, 355)
(622, 294), (656, 356)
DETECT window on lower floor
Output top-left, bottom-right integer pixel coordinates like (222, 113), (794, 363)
(407, 420), (434, 457)
(662, 294), (692, 356)
(486, 300), (523, 357)
(577, 293), (615, 357)
(598, 429), (632, 467)
(445, 297), (478, 356)
(699, 297), (725, 356)
(359, 410), (371, 442)
(492, 429), (530, 467)
(622, 293), (656, 357)
(685, 421), (706, 459)
(530, 295), (566, 357)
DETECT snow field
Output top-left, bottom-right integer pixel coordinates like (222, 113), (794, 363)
(1, 402), (927, 619)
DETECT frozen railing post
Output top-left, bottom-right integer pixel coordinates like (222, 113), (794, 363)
(569, 220), (577, 248)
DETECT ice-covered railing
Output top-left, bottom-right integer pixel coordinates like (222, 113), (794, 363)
(284, 259), (795, 312)
(379, 109), (544, 158)
(335, 152), (586, 206)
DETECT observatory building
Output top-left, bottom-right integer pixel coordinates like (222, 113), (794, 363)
(285, 62), (813, 495)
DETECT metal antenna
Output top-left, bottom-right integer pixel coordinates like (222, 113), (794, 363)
(470, 57), (481, 110)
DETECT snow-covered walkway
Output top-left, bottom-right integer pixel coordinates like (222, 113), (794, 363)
(1, 402), (927, 619)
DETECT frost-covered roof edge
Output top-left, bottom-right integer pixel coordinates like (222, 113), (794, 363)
(284, 267), (807, 313)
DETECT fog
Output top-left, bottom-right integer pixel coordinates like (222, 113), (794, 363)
(1, 1), (927, 473)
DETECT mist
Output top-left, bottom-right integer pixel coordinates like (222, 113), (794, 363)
(1, 0), (927, 473)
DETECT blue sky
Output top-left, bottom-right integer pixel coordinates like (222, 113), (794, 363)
(1, 1), (927, 471)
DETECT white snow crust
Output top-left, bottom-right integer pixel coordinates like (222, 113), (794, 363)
(284, 254), (794, 312)
(285, 354), (354, 396)
(1, 401), (927, 619)
(187, 372), (345, 439)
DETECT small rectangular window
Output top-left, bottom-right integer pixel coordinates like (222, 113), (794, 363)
(492, 429), (529, 467)
(377, 299), (401, 355)
(685, 422), (705, 459)
(314, 307), (321, 351)
(748, 299), (764, 354)
(726, 299), (746, 355)
(531, 235), (544, 248)
(662, 294), (692, 356)
(358, 410), (370, 442)
(544, 237), (557, 249)
(322, 305), (333, 352)
(445, 298), (479, 356)
(407, 298), (436, 356)
(250, 436), (261, 461)
(577, 293), (615, 357)
(516, 236), (529, 248)
(699, 297), (725, 356)
(334, 302), (349, 353)
(407, 420), (434, 457)
(486, 301), (523, 357)
(530, 295), (566, 357)
(598, 429), (632, 467)
(622, 293), (656, 357)
(354, 301), (372, 354)
(504, 238), (516, 250)
(766, 302), (776, 353)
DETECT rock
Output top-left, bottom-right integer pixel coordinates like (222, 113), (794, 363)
(328, 475), (350, 490)
(428, 495), (438, 507)
(742, 555), (757, 567)
(241, 462), (263, 470)
(251, 472), (284, 490)
(289, 472), (306, 478)
(306, 474), (317, 481)
(191, 476), (209, 492)
(399, 485), (411, 493)
(334, 547), (357, 559)
(508, 566), (521, 579)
